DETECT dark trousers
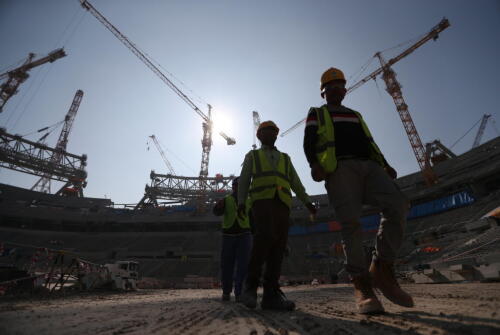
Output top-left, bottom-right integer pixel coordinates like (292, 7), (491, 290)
(245, 197), (290, 291)
(221, 232), (253, 296)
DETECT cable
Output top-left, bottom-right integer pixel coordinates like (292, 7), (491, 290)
(11, 64), (55, 131)
(21, 120), (64, 138)
(51, 6), (82, 49)
(490, 118), (500, 136)
(348, 56), (376, 84)
(450, 117), (482, 149)
(379, 32), (426, 55)
(2, 67), (42, 128)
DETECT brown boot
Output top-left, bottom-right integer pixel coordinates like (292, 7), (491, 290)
(352, 274), (384, 315)
(369, 259), (414, 307)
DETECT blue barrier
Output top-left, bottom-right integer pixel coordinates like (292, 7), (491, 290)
(289, 190), (476, 235)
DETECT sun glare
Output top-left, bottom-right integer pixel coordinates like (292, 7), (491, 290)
(212, 110), (233, 134)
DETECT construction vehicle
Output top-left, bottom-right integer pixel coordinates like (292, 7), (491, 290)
(0, 48), (66, 112)
(281, 18), (450, 186)
(80, 260), (139, 291)
(103, 260), (139, 291)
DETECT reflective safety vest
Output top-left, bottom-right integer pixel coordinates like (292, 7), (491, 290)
(249, 149), (292, 208)
(222, 195), (251, 229)
(315, 105), (386, 173)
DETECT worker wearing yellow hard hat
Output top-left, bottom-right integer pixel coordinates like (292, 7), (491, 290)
(213, 177), (253, 303)
(303, 67), (414, 314)
(237, 120), (316, 311)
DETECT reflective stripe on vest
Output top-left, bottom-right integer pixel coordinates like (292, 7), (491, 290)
(249, 149), (292, 208)
(222, 195), (251, 229)
(315, 105), (386, 173)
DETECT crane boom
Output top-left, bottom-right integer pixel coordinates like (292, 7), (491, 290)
(0, 48), (66, 112)
(280, 18), (450, 137)
(79, 0), (235, 146)
(347, 18), (450, 93)
(149, 135), (176, 175)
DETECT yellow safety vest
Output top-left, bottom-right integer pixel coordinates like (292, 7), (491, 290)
(222, 195), (251, 229)
(249, 149), (292, 208)
(315, 105), (386, 173)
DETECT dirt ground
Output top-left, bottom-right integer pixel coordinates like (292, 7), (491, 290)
(1, 282), (499, 335)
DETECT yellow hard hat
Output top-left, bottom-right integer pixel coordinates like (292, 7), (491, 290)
(320, 67), (346, 91)
(257, 120), (279, 133)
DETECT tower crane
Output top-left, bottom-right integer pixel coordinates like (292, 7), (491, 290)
(280, 18), (450, 186)
(79, 0), (235, 182)
(80, 0), (236, 212)
(252, 111), (261, 150)
(149, 135), (176, 175)
(0, 48), (66, 112)
(31, 90), (84, 194)
(472, 114), (491, 148)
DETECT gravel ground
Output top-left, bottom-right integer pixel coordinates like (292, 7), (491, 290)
(1, 282), (499, 335)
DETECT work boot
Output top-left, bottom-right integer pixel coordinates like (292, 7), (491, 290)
(369, 259), (414, 308)
(261, 288), (295, 311)
(239, 286), (258, 309)
(352, 274), (385, 315)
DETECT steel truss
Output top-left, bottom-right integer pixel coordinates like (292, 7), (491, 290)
(0, 128), (87, 195)
(135, 170), (234, 210)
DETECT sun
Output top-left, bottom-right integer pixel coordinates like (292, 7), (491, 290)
(211, 110), (233, 134)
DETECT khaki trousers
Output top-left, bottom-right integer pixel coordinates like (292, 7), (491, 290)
(325, 159), (409, 276)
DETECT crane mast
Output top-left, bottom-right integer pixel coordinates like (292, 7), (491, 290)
(32, 90), (84, 193)
(79, 0), (235, 184)
(472, 114), (491, 148)
(375, 52), (437, 185)
(280, 18), (449, 186)
(0, 48), (66, 112)
(149, 135), (176, 175)
(252, 111), (261, 149)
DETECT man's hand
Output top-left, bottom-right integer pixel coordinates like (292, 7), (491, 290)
(237, 204), (247, 220)
(311, 162), (326, 182)
(306, 202), (317, 215)
(214, 199), (224, 210)
(385, 165), (397, 179)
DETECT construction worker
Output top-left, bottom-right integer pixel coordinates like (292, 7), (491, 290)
(237, 121), (317, 311)
(303, 67), (414, 314)
(213, 177), (253, 302)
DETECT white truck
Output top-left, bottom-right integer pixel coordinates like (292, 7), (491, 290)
(104, 261), (139, 290)
(79, 260), (139, 291)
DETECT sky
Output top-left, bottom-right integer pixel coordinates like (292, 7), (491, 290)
(1, 0), (499, 204)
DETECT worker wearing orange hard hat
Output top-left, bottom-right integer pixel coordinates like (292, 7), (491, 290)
(303, 67), (413, 314)
(237, 120), (316, 311)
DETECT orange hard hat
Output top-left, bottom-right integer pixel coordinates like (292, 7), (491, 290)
(320, 67), (346, 91)
(257, 120), (279, 133)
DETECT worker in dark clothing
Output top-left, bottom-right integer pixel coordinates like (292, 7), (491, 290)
(238, 121), (317, 311)
(213, 177), (253, 302)
(303, 67), (414, 314)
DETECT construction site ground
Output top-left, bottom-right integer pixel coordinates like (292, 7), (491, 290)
(1, 282), (499, 335)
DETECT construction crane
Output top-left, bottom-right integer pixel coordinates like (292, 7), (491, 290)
(0, 48), (66, 112)
(252, 111), (261, 149)
(280, 18), (450, 186)
(79, 0), (235, 182)
(31, 90), (84, 194)
(425, 139), (456, 166)
(472, 114), (491, 148)
(149, 135), (176, 175)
